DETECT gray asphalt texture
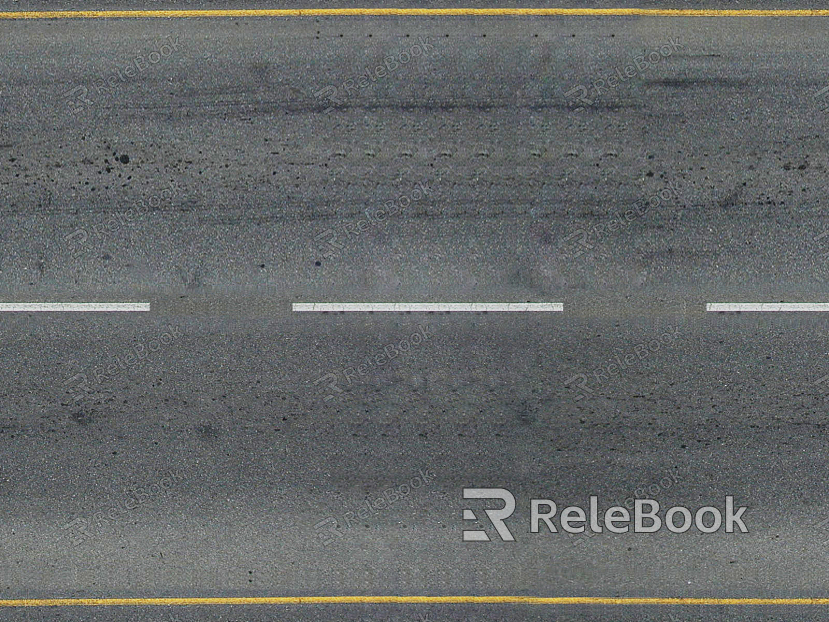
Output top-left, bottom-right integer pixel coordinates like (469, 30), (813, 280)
(2, 5), (829, 621)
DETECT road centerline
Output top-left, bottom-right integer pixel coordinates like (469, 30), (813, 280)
(3, 8), (829, 19)
(4, 596), (829, 606)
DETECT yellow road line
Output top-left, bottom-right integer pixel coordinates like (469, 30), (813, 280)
(5, 596), (829, 606)
(2, 8), (829, 18)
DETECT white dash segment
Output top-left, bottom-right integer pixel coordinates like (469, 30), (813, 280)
(706, 303), (829, 312)
(0, 303), (150, 312)
(293, 302), (563, 313)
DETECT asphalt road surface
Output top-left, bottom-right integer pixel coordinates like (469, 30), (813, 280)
(1, 3), (829, 621)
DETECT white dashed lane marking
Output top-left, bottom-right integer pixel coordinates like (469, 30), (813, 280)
(0, 303), (150, 312)
(707, 303), (829, 312)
